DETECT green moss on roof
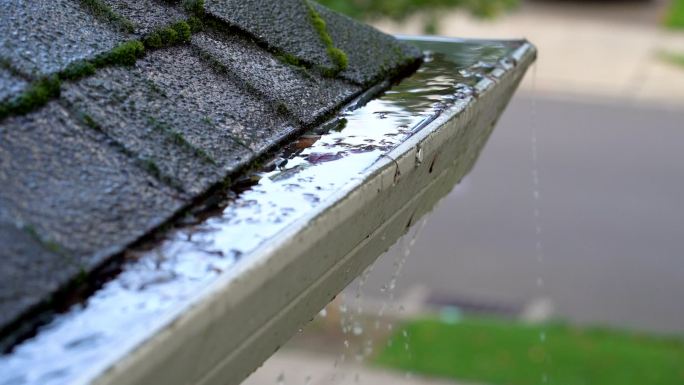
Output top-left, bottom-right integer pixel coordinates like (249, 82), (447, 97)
(305, 0), (348, 75)
(183, 0), (205, 16)
(0, 77), (60, 120)
(0, 0), (424, 341)
(1, 30), (180, 120)
(79, 0), (135, 33)
(60, 61), (98, 81)
(94, 40), (145, 67)
(187, 16), (204, 33)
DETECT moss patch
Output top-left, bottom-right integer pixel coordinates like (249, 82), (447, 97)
(0, 76), (61, 120)
(1, 14), (204, 121)
(304, 0), (348, 76)
(143, 21), (193, 49)
(94, 40), (145, 67)
(183, 0), (205, 16)
(60, 60), (97, 81)
(187, 16), (204, 33)
(78, 0), (135, 33)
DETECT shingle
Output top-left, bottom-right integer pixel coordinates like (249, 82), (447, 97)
(0, 67), (28, 104)
(203, 0), (422, 86)
(312, 3), (423, 86)
(0, 102), (184, 262)
(0, 0), (125, 78)
(204, 0), (333, 68)
(61, 66), (228, 196)
(0, 0), (424, 336)
(136, 46), (297, 154)
(0, 222), (76, 333)
(101, 0), (187, 36)
(192, 32), (361, 126)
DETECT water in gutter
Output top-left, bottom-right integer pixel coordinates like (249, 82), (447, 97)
(0, 38), (522, 385)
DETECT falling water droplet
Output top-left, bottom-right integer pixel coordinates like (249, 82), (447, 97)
(276, 372), (285, 385)
(353, 324), (363, 335)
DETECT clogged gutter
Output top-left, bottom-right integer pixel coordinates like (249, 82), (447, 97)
(0, 0), (422, 357)
(0, 39), (528, 380)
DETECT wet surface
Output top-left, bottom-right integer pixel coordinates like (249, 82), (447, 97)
(0, 38), (525, 384)
(0, 0), (423, 355)
(0, 68), (28, 104)
(191, 31), (361, 127)
(0, 0), (124, 77)
(101, 0), (187, 36)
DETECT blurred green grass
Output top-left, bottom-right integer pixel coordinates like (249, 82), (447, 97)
(659, 50), (684, 68)
(317, 0), (518, 21)
(665, 0), (684, 29)
(376, 317), (684, 385)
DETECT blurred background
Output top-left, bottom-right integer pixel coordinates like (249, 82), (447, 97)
(243, 0), (684, 384)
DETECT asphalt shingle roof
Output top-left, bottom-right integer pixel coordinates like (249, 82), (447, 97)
(0, 0), (422, 342)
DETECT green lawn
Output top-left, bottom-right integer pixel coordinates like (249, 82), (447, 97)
(376, 317), (684, 385)
(660, 50), (684, 68)
(666, 0), (684, 29)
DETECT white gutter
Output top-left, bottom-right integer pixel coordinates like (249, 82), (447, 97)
(0, 38), (536, 385)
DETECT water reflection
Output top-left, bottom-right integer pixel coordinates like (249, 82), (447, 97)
(0, 38), (523, 385)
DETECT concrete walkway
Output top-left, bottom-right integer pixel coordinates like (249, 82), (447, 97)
(375, 0), (684, 106)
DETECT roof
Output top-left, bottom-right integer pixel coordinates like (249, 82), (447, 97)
(0, 0), (421, 342)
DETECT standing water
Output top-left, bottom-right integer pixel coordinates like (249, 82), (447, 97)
(0, 38), (532, 385)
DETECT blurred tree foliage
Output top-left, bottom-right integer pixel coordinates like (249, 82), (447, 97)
(317, 0), (518, 21)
